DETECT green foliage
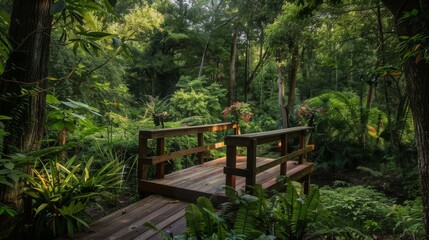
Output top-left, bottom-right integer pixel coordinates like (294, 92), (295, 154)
(391, 198), (425, 239)
(0, 8), (10, 75)
(169, 76), (227, 125)
(0, 202), (16, 217)
(272, 183), (320, 239)
(303, 91), (386, 171)
(46, 95), (101, 134)
(24, 156), (124, 239)
(149, 182), (328, 240)
(318, 185), (395, 235)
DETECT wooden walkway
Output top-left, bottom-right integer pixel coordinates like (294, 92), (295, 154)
(74, 157), (313, 239)
(73, 124), (315, 239)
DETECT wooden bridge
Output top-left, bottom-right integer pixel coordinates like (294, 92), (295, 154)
(74, 123), (315, 239)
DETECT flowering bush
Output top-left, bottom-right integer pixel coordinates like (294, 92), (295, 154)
(297, 103), (324, 126)
(223, 102), (254, 125)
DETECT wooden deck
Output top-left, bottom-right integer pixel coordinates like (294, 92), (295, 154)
(74, 156), (314, 239)
(140, 156), (313, 204)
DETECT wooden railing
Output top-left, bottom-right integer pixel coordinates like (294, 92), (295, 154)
(138, 123), (238, 180)
(223, 126), (314, 192)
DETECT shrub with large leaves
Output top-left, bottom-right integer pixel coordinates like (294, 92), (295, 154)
(24, 156), (123, 239)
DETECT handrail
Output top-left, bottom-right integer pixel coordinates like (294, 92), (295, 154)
(138, 123), (238, 180)
(223, 126), (314, 192)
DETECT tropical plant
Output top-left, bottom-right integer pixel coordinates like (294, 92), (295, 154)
(272, 182), (320, 239)
(24, 155), (124, 239)
(46, 95), (102, 145)
(391, 198), (425, 239)
(168, 76), (227, 125)
(318, 185), (395, 235)
(223, 102), (254, 127)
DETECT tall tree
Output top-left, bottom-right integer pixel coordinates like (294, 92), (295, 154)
(266, 2), (310, 128)
(380, 1), (429, 237)
(0, 0), (52, 152)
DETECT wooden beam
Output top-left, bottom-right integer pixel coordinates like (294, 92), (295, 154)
(140, 142), (226, 165)
(139, 181), (228, 206)
(139, 123), (236, 139)
(156, 138), (165, 178)
(224, 126), (313, 146)
(246, 139), (257, 192)
(223, 167), (251, 177)
(197, 133), (204, 164)
(138, 138), (148, 181)
(225, 145), (237, 188)
(255, 145), (315, 174)
(280, 135), (288, 175)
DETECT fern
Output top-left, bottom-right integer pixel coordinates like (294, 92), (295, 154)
(234, 194), (262, 238)
(184, 204), (205, 238)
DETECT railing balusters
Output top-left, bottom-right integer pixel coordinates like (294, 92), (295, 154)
(224, 127), (314, 194)
(138, 123), (237, 185)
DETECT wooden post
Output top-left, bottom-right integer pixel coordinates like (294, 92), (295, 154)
(226, 145), (237, 188)
(156, 138), (165, 178)
(197, 133), (204, 164)
(299, 131), (305, 164)
(138, 137), (149, 180)
(304, 174), (311, 194)
(234, 125), (240, 135)
(246, 139), (257, 193)
(280, 134), (288, 175)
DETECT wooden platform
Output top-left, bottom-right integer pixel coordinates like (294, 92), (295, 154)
(140, 156), (313, 204)
(74, 156), (314, 239)
(73, 195), (188, 240)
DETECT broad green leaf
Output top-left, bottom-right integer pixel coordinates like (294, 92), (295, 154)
(35, 203), (48, 215)
(78, 31), (115, 39)
(61, 101), (78, 109)
(0, 115), (12, 120)
(3, 162), (13, 170)
(46, 94), (61, 104)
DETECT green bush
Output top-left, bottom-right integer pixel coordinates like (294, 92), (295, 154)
(318, 185), (395, 235)
(168, 76), (226, 124)
(24, 156), (124, 239)
(391, 198), (424, 239)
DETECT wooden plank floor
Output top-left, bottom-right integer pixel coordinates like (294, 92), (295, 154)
(74, 157), (314, 239)
(73, 195), (188, 240)
(140, 156), (313, 204)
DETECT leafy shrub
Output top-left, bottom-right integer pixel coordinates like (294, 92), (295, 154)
(168, 76), (226, 124)
(318, 185), (395, 235)
(24, 156), (124, 239)
(391, 198), (424, 239)
(303, 91), (387, 172)
(147, 182), (367, 240)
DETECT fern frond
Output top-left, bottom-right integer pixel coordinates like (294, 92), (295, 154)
(184, 204), (205, 238)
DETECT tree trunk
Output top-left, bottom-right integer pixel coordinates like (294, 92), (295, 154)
(381, 1), (429, 237)
(0, 0), (52, 229)
(228, 25), (238, 104)
(0, 0), (52, 153)
(286, 42), (299, 126)
(275, 51), (288, 129)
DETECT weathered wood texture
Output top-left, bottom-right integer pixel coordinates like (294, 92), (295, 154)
(138, 123), (237, 182)
(72, 195), (188, 240)
(224, 126), (314, 192)
(75, 156), (314, 239)
(80, 125), (316, 240)
(140, 156), (314, 204)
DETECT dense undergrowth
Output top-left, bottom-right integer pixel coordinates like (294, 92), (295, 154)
(0, 77), (423, 239)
